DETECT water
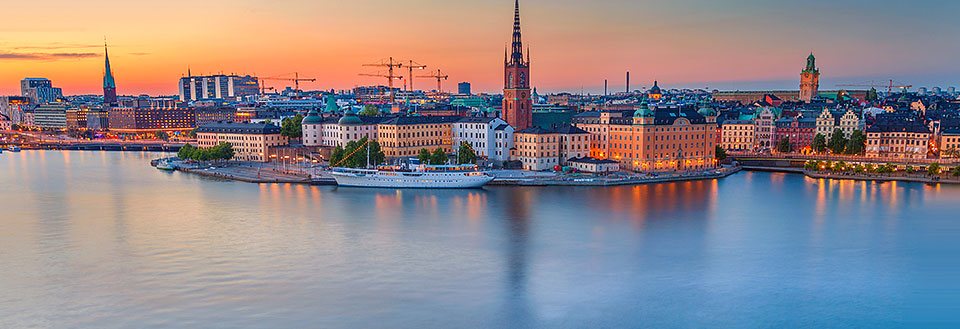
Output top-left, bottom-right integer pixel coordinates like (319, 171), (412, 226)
(2, 151), (959, 328)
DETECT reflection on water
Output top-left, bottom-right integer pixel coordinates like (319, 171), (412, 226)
(2, 151), (960, 328)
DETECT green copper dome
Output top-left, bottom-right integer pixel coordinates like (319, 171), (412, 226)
(698, 100), (716, 116)
(302, 109), (322, 124)
(324, 94), (339, 113)
(634, 103), (654, 117)
(338, 109), (362, 125)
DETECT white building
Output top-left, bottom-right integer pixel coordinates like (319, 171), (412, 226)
(178, 74), (259, 102)
(301, 109), (381, 148)
(452, 117), (514, 163)
(816, 108), (863, 138)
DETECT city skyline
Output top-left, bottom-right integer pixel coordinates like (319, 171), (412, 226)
(2, 0), (960, 96)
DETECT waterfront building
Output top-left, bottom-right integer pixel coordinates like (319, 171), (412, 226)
(815, 108), (862, 138)
(754, 107), (779, 150)
(21, 78), (63, 104)
(799, 53), (820, 103)
(502, 0), (533, 131)
(513, 125), (590, 171)
(108, 103), (195, 132)
(33, 103), (69, 129)
(86, 109), (110, 130)
(66, 107), (92, 130)
(720, 119), (756, 151)
(179, 74), (260, 102)
(103, 44), (118, 106)
(301, 109), (383, 148)
(607, 104), (717, 172)
(774, 116), (817, 153)
(941, 128), (960, 159)
(452, 117), (514, 163)
(457, 82), (472, 95)
(0, 96), (32, 125)
(567, 157), (620, 173)
(195, 122), (286, 162)
(865, 112), (931, 159)
(377, 116), (460, 158)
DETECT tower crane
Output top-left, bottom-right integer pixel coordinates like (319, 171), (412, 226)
(403, 60), (427, 91)
(837, 80), (913, 94)
(360, 57), (404, 104)
(418, 68), (449, 92)
(261, 72), (317, 97)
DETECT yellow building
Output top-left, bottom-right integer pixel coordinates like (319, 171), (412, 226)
(513, 125), (590, 171)
(720, 119), (755, 151)
(575, 103), (718, 172)
(865, 113), (931, 159)
(377, 116), (460, 158)
(196, 122), (287, 162)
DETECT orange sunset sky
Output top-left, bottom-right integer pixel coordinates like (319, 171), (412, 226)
(2, 0), (959, 96)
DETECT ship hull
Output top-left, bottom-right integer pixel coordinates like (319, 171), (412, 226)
(331, 170), (494, 189)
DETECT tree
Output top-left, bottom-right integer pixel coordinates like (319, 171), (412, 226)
(715, 145), (728, 161)
(280, 114), (304, 139)
(330, 137), (384, 168)
(430, 148), (447, 165)
(812, 133), (827, 153)
(176, 142), (233, 162)
(457, 142), (478, 164)
(418, 148), (432, 164)
(928, 163), (942, 176)
(178, 144), (196, 160)
(865, 88), (879, 102)
(844, 130), (866, 155)
(776, 137), (792, 153)
(188, 128), (197, 138)
(951, 166), (960, 177)
(358, 105), (380, 116)
(943, 147), (960, 159)
(330, 146), (345, 167)
(156, 131), (170, 141)
(827, 128), (847, 154)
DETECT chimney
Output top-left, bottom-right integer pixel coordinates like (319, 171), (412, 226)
(626, 71), (630, 93)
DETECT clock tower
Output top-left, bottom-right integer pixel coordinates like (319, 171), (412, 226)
(503, 0), (532, 130)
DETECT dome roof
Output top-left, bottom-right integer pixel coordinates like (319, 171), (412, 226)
(338, 110), (362, 125)
(634, 103), (654, 117)
(302, 109), (322, 124)
(698, 101), (716, 116)
(648, 81), (662, 94)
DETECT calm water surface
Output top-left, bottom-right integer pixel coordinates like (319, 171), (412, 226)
(2, 151), (959, 328)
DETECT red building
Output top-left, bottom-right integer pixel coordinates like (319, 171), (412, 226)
(774, 117), (817, 152)
(502, 0), (532, 131)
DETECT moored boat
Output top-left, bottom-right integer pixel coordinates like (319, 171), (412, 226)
(331, 164), (493, 189)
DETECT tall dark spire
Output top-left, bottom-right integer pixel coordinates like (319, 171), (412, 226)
(103, 40), (118, 105)
(510, 0), (524, 65)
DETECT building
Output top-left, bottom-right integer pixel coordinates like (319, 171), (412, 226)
(713, 91), (799, 104)
(452, 117), (514, 163)
(103, 44), (118, 106)
(774, 117), (817, 152)
(816, 108), (862, 138)
(941, 127), (960, 159)
(21, 78), (62, 104)
(33, 103), (70, 129)
(865, 112), (931, 159)
(647, 81), (663, 101)
(0, 114), (11, 131)
(108, 104), (195, 132)
(195, 122), (286, 162)
(457, 82), (472, 95)
(502, 0), (533, 131)
(86, 109), (110, 130)
(179, 74), (260, 102)
(754, 107), (778, 150)
(377, 116), (460, 158)
(66, 107), (92, 130)
(568, 157), (620, 173)
(799, 53), (820, 103)
(607, 104), (717, 172)
(720, 119), (755, 151)
(301, 109), (382, 148)
(196, 107), (239, 125)
(0, 96), (32, 124)
(513, 125), (590, 171)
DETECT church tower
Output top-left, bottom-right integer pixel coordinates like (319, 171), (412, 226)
(503, 0), (532, 131)
(103, 42), (118, 107)
(799, 53), (820, 103)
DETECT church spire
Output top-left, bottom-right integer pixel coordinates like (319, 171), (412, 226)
(510, 0), (524, 65)
(102, 40), (118, 105)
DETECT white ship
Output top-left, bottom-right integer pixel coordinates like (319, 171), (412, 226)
(331, 164), (494, 189)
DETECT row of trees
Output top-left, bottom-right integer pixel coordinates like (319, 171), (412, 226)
(177, 142), (235, 162)
(417, 142), (479, 165)
(280, 114), (304, 139)
(805, 160), (960, 176)
(329, 137), (386, 168)
(811, 129), (867, 155)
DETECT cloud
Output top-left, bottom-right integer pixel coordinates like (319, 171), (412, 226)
(0, 52), (98, 61)
(129, 52), (151, 56)
(11, 43), (101, 50)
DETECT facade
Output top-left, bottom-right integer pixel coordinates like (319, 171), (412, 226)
(0, 96), (32, 124)
(713, 90), (799, 104)
(195, 122), (286, 162)
(774, 117), (817, 152)
(377, 116), (460, 158)
(66, 108), (91, 130)
(457, 82), (472, 95)
(941, 128), (960, 159)
(865, 112), (931, 159)
(33, 103), (69, 129)
(86, 110), (110, 130)
(571, 111), (616, 159)
(108, 105), (196, 132)
(21, 78), (62, 104)
(720, 119), (755, 151)
(502, 0), (533, 131)
(799, 53), (820, 103)
(513, 125), (590, 171)
(196, 107), (239, 125)
(816, 108), (862, 138)
(0, 114), (11, 131)
(452, 117), (514, 163)
(301, 110), (382, 148)
(103, 44), (118, 106)
(179, 74), (260, 102)
(754, 108), (778, 150)
(568, 157), (620, 173)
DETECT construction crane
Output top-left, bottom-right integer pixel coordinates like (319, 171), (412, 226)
(837, 80), (913, 94)
(418, 68), (449, 92)
(403, 60), (427, 91)
(360, 57), (404, 104)
(262, 72), (317, 97)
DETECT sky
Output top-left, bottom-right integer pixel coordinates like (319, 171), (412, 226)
(2, 0), (959, 96)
